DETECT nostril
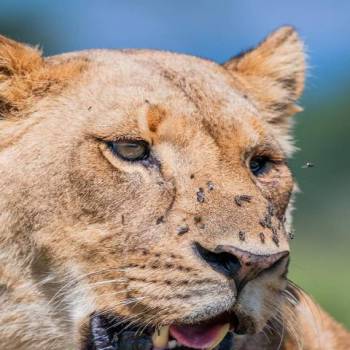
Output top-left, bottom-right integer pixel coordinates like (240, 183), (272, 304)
(193, 242), (241, 278)
(193, 242), (290, 289)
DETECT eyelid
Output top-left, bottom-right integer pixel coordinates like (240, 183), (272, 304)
(105, 136), (147, 143)
(247, 145), (286, 163)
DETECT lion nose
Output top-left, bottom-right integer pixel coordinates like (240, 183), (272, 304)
(194, 242), (289, 290)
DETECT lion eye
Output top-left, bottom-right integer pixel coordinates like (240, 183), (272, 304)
(108, 140), (150, 161)
(249, 156), (271, 176)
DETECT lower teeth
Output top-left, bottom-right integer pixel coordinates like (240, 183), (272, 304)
(168, 340), (178, 349)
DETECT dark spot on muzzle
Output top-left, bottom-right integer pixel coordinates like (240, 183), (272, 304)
(238, 231), (246, 241)
(196, 187), (205, 203)
(272, 234), (280, 246)
(177, 224), (189, 235)
(156, 216), (165, 225)
(234, 195), (252, 207)
(193, 215), (202, 224)
(259, 232), (265, 243)
(207, 181), (215, 191)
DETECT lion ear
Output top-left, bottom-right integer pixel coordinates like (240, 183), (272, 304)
(0, 35), (88, 120)
(0, 35), (44, 119)
(0, 35), (43, 76)
(224, 26), (306, 127)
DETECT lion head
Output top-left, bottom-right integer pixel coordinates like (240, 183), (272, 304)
(0, 26), (305, 350)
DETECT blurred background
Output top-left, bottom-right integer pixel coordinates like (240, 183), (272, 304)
(1, 0), (349, 327)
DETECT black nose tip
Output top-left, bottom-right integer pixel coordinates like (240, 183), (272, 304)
(194, 242), (289, 289)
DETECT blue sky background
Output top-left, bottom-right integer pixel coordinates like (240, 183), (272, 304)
(1, 0), (350, 95)
(1, 0), (350, 326)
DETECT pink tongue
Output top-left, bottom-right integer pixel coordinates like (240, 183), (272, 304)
(170, 323), (227, 349)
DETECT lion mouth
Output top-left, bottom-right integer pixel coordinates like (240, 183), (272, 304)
(86, 312), (238, 350)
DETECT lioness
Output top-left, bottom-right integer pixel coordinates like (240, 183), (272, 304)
(0, 27), (349, 350)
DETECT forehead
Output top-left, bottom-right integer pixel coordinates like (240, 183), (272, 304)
(61, 50), (271, 146)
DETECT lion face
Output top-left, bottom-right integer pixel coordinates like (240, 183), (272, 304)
(0, 27), (305, 350)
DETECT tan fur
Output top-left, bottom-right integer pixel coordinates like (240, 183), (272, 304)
(0, 35), (87, 120)
(0, 27), (348, 349)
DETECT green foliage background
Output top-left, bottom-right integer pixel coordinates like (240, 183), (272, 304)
(290, 88), (350, 326)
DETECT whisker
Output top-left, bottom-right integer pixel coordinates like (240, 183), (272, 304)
(48, 267), (127, 307)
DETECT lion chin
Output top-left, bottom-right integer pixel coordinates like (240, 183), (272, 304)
(0, 27), (349, 350)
